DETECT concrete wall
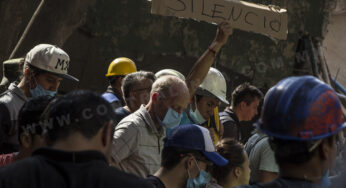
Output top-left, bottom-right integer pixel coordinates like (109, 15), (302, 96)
(0, 0), (333, 99)
(323, 12), (346, 87)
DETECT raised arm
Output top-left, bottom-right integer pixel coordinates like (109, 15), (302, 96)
(185, 22), (233, 98)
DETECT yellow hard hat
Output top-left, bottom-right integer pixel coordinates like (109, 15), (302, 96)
(105, 57), (137, 77)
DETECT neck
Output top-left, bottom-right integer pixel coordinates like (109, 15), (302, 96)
(155, 167), (187, 188)
(13, 150), (25, 162)
(17, 78), (31, 97)
(111, 83), (122, 97)
(146, 102), (161, 130)
(279, 162), (325, 184)
(219, 175), (240, 188)
(126, 101), (140, 113)
(51, 133), (102, 153)
(124, 105), (132, 113)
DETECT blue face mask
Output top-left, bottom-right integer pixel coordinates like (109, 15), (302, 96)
(157, 108), (182, 129)
(30, 84), (57, 97)
(189, 98), (206, 124)
(320, 170), (331, 188)
(186, 158), (211, 188)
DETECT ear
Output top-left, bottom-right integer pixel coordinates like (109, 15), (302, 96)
(234, 167), (242, 179)
(319, 138), (332, 160)
(20, 133), (32, 149)
(24, 68), (32, 79)
(240, 101), (247, 110)
(152, 92), (159, 102)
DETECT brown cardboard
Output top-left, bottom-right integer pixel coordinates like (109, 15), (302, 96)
(151, 0), (288, 40)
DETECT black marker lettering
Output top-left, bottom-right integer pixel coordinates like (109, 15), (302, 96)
(228, 6), (242, 21)
(245, 11), (258, 25)
(270, 20), (281, 32)
(167, 0), (186, 11)
(211, 4), (226, 20)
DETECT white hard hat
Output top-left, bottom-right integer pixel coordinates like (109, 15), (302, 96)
(196, 67), (229, 105)
(155, 69), (185, 81)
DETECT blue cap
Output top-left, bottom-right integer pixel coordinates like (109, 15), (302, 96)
(165, 124), (228, 166)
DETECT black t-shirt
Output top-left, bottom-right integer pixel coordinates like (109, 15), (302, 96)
(146, 175), (166, 188)
(220, 108), (255, 144)
(237, 177), (319, 188)
(114, 107), (131, 125)
(0, 148), (152, 188)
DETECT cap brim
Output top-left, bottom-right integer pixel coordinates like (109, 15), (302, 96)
(58, 73), (79, 82)
(202, 151), (228, 166)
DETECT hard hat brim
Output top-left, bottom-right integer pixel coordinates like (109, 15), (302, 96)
(195, 88), (229, 105)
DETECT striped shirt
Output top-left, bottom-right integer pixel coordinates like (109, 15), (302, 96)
(111, 105), (165, 177)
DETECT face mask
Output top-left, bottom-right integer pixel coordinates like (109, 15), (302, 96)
(186, 158), (211, 188)
(319, 170), (331, 188)
(30, 84), (57, 97)
(189, 97), (206, 124)
(157, 108), (182, 129)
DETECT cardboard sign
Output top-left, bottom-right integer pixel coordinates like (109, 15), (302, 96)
(151, 0), (288, 40)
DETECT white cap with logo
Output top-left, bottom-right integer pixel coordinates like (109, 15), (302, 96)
(25, 44), (79, 82)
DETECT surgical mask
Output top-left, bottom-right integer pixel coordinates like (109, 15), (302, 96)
(30, 84), (57, 97)
(186, 158), (211, 188)
(189, 98), (206, 124)
(157, 108), (182, 129)
(319, 170), (331, 188)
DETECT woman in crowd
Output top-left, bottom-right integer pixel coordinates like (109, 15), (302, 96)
(207, 139), (250, 188)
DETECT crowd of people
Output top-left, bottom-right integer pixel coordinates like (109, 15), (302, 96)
(0, 22), (345, 188)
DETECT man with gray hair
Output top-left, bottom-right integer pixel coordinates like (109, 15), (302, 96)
(114, 71), (156, 125)
(0, 44), (78, 153)
(111, 75), (190, 177)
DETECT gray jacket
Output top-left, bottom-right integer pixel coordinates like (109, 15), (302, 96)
(0, 83), (28, 152)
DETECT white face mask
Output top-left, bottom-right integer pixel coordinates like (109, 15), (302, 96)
(189, 97), (206, 124)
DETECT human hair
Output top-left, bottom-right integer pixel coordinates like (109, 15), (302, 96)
(151, 75), (187, 99)
(18, 95), (54, 145)
(269, 136), (334, 166)
(231, 83), (263, 107)
(161, 146), (204, 170)
(23, 63), (46, 77)
(121, 71), (156, 99)
(43, 90), (115, 144)
(211, 139), (246, 184)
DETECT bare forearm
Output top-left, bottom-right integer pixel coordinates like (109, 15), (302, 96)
(185, 22), (233, 98)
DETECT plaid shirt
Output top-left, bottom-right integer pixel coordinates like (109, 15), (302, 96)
(111, 105), (165, 177)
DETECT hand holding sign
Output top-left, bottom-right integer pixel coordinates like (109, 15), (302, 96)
(215, 22), (233, 45)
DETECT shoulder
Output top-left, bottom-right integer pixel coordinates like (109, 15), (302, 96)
(102, 92), (120, 103)
(236, 185), (260, 188)
(0, 156), (42, 177)
(98, 166), (153, 188)
(0, 89), (15, 103)
(146, 175), (165, 188)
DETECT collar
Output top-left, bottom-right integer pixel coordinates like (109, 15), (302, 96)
(137, 105), (164, 136)
(224, 107), (239, 123)
(32, 148), (108, 164)
(8, 82), (28, 102)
